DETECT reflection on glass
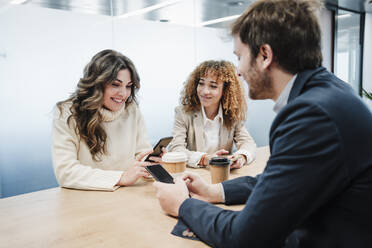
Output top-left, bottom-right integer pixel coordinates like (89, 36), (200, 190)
(334, 9), (361, 94)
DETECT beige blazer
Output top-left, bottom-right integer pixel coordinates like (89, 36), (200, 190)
(168, 106), (256, 167)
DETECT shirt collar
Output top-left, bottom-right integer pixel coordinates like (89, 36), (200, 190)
(201, 103), (223, 125)
(273, 74), (297, 113)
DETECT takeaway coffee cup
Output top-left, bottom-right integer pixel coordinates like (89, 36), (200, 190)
(161, 152), (187, 174)
(209, 157), (230, 184)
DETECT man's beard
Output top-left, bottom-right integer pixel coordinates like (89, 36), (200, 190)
(244, 63), (273, 100)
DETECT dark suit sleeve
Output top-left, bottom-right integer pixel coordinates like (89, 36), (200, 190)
(222, 175), (260, 205)
(178, 102), (347, 248)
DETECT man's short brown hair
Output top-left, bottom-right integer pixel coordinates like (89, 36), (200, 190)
(232, 0), (323, 74)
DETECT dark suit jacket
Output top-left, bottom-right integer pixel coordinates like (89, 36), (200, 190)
(178, 67), (372, 248)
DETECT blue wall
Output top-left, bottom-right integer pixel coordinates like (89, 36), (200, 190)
(0, 134), (58, 198)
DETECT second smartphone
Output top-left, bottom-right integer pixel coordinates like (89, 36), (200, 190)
(144, 136), (173, 162)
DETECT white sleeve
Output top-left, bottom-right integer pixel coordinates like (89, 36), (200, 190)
(52, 110), (122, 191)
(187, 151), (206, 168)
(220, 183), (226, 203)
(134, 107), (152, 157)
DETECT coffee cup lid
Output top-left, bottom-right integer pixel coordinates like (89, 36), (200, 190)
(209, 157), (230, 166)
(162, 152), (187, 163)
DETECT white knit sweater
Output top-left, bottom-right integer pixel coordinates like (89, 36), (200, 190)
(52, 102), (152, 191)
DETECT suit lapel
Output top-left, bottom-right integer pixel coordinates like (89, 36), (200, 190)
(193, 111), (204, 151)
(288, 67), (326, 103)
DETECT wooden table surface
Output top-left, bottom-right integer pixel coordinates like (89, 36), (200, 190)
(0, 146), (270, 248)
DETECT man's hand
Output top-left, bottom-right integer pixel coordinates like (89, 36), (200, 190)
(181, 172), (223, 203)
(153, 178), (189, 217)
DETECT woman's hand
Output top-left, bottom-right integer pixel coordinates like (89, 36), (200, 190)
(229, 154), (247, 169)
(203, 149), (229, 166)
(116, 151), (156, 186)
(147, 147), (167, 163)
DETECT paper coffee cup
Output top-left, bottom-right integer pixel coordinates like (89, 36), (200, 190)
(161, 152), (187, 174)
(209, 157), (230, 184)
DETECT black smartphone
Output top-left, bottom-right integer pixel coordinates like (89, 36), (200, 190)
(145, 164), (174, 184)
(145, 136), (173, 162)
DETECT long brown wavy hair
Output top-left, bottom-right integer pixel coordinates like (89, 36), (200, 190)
(180, 60), (247, 129)
(57, 49), (140, 161)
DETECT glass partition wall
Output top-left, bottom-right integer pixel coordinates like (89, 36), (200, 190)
(334, 9), (364, 95)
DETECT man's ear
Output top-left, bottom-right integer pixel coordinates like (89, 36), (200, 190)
(258, 44), (273, 70)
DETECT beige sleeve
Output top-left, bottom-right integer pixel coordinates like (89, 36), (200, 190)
(134, 106), (152, 157)
(168, 107), (205, 168)
(232, 121), (257, 165)
(51, 108), (122, 191)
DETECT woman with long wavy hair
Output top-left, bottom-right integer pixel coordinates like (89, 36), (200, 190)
(52, 49), (157, 191)
(168, 60), (256, 169)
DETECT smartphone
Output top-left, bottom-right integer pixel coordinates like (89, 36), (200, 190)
(145, 136), (173, 162)
(145, 164), (174, 184)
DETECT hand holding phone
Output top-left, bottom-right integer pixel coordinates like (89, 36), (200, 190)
(145, 164), (174, 184)
(145, 136), (173, 162)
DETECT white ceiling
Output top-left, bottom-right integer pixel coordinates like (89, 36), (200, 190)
(8, 0), (254, 28)
(3, 0), (372, 28)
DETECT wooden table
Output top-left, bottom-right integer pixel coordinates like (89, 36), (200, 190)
(0, 146), (270, 248)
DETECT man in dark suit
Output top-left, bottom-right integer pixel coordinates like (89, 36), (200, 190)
(154, 0), (372, 247)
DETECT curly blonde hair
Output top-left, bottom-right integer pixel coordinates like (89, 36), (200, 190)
(181, 60), (247, 129)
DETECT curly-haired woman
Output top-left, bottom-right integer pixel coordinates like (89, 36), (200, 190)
(52, 49), (159, 191)
(168, 60), (256, 169)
